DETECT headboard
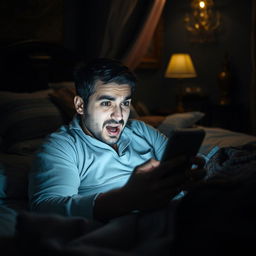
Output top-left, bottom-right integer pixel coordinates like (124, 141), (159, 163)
(0, 40), (79, 92)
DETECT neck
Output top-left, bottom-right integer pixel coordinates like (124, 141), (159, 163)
(80, 116), (94, 137)
(112, 144), (118, 151)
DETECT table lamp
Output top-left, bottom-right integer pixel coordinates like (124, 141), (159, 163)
(165, 53), (197, 111)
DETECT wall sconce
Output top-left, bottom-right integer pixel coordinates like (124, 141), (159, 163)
(165, 53), (198, 111)
(184, 0), (221, 43)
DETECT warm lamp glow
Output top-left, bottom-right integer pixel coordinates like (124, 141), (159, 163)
(184, 0), (220, 42)
(165, 53), (197, 79)
(199, 1), (205, 9)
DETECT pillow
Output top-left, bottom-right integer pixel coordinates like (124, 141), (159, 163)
(133, 101), (151, 116)
(129, 105), (140, 118)
(6, 138), (44, 155)
(49, 87), (76, 123)
(134, 115), (166, 128)
(0, 90), (64, 151)
(157, 112), (205, 136)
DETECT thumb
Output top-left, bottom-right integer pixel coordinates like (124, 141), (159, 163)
(136, 158), (160, 173)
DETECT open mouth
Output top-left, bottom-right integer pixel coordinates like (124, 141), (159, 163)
(105, 125), (121, 136)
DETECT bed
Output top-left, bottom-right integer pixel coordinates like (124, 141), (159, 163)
(1, 41), (256, 255)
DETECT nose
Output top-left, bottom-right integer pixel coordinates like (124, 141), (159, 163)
(111, 105), (123, 121)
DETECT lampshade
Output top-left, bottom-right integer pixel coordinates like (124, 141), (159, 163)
(165, 53), (197, 78)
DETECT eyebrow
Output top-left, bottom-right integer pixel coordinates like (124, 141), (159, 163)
(97, 95), (132, 101)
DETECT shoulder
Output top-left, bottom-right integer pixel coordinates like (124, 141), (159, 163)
(50, 125), (74, 143)
(126, 119), (154, 133)
(43, 116), (84, 149)
(38, 124), (77, 156)
(126, 119), (167, 140)
(126, 119), (168, 160)
(32, 125), (82, 168)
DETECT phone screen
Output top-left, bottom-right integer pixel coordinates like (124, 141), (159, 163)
(161, 128), (205, 164)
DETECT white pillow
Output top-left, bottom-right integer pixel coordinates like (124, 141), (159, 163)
(157, 112), (205, 137)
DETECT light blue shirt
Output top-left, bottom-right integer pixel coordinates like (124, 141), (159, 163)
(29, 116), (168, 219)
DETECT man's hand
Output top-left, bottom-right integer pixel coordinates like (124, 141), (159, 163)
(121, 157), (188, 211)
(183, 156), (206, 189)
(94, 156), (194, 222)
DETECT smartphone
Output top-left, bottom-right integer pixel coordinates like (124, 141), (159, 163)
(161, 128), (205, 167)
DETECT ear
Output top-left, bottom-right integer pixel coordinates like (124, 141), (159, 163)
(74, 96), (84, 115)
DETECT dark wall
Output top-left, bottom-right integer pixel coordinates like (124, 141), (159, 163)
(63, 0), (110, 61)
(134, 0), (252, 118)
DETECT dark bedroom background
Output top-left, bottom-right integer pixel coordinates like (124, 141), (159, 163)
(0, 0), (255, 135)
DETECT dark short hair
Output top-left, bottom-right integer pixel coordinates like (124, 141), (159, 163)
(74, 58), (137, 109)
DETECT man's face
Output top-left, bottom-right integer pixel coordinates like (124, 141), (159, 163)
(82, 81), (132, 145)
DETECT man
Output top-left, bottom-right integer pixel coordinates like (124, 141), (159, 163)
(29, 58), (197, 222)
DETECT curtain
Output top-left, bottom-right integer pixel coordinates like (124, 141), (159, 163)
(100, 0), (166, 70)
(251, 0), (256, 135)
(123, 0), (166, 69)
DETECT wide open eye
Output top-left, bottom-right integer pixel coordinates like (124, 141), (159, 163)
(101, 101), (111, 107)
(122, 100), (131, 107)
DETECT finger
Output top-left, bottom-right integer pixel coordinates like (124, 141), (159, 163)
(150, 170), (187, 195)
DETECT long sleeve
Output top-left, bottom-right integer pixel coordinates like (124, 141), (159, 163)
(29, 137), (99, 220)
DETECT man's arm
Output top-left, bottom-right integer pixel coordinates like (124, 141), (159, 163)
(29, 138), (99, 220)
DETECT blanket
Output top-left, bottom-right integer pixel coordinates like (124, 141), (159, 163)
(205, 141), (256, 180)
(9, 202), (179, 256)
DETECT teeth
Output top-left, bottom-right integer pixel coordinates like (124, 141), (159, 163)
(106, 126), (118, 133)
